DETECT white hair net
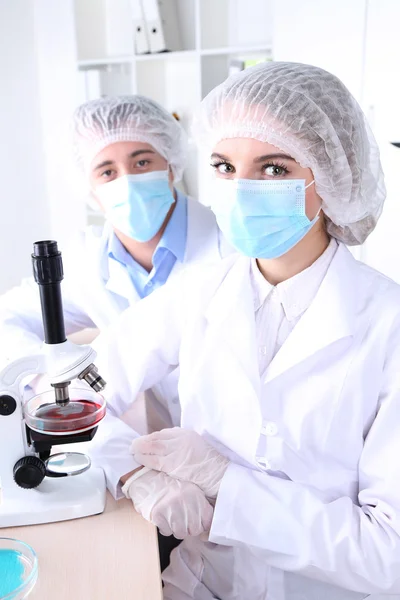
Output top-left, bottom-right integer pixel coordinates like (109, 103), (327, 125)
(193, 62), (386, 245)
(73, 95), (187, 180)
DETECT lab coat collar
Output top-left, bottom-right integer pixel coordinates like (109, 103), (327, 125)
(205, 243), (359, 385)
(205, 255), (261, 391)
(250, 238), (338, 320)
(265, 242), (359, 383)
(158, 197), (224, 281)
(106, 258), (141, 305)
(78, 224), (132, 324)
(100, 222), (141, 306)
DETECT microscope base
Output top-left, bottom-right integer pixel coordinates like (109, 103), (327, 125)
(0, 467), (106, 528)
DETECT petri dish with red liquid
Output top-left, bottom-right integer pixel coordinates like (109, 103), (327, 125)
(23, 388), (106, 436)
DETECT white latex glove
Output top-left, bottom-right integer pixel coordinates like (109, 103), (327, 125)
(122, 467), (214, 539)
(131, 427), (229, 499)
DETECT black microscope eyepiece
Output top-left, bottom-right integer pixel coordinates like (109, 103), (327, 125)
(32, 240), (66, 345)
(32, 240), (63, 285)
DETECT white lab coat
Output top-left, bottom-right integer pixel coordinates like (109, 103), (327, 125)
(93, 242), (400, 599)
(0, 197), (232, 430)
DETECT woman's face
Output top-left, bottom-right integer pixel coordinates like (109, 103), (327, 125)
(210, 138), (321, 221)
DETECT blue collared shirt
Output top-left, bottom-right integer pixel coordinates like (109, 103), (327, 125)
(107, 190), (187, 299)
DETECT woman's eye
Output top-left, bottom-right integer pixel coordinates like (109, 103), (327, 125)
(101, 169), (113, 178)
(211, 162), (235, 174)
(136, 159), (150, 168)
(263, 164), (288, 177)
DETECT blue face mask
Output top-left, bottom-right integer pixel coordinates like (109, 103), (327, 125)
(95, 170), (174, 242)
(210, 178), (320, 259)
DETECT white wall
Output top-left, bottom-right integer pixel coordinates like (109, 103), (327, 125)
(363, 142), (400, 279)
(359, 0), (400, 281)
(0, 0), (50, 293)
(272, 0), (400, 274)
(0, 1), (87, 295)
(272, 0), (367, 102)
(34, 0), (87, 248)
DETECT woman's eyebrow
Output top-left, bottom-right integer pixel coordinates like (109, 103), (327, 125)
(211, 153), (230, 161)
(253, 153), (295, 163)
(210, 152), (296, 163)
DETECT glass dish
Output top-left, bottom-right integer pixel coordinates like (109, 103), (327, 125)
(0, 538), (38, 599)
(23, 387), (106, 436)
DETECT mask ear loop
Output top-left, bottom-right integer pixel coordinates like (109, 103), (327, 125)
(305, 179), (322, 220)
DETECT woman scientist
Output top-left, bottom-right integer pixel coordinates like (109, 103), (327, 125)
(91, 62), (400, 599)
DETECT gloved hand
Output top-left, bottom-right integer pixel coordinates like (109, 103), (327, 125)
(122, 467), (214, 539)
(131, 428), (229, 499)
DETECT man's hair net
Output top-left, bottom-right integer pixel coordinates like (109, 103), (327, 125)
(193, 62), (386, 245)
(73, 95), (187, 181)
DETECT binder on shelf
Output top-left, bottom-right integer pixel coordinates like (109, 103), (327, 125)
(132, 0), (150, 55)
(141, 0), (182, 54)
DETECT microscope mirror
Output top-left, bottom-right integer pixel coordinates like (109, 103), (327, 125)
(45, 452), (91, 478)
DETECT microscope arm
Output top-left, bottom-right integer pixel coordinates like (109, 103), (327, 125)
(0, 354), (47, 401)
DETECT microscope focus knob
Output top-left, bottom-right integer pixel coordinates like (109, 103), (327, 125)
(13, 456), (46, 489)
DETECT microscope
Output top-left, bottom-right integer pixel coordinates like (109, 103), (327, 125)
(0, 241), (107, 528)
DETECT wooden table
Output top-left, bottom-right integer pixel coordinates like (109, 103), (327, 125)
(3, 493), (163, 599)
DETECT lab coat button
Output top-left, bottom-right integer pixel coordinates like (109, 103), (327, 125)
(261, 421), (278, 436)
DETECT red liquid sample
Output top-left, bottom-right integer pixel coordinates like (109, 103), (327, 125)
(34, 399), (105, 433)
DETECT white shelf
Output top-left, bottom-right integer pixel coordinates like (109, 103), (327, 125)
(135, 49), (197, 62)
(78, 45), (272, 69)
(78, 56), (135, 67)
(78, 50), (198, 68)
(200, 44), (272, 57)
